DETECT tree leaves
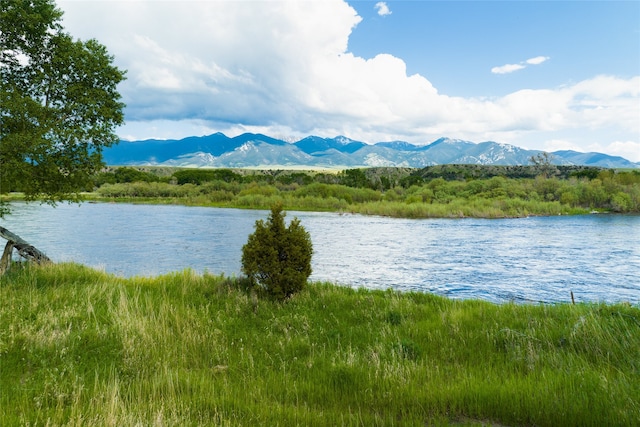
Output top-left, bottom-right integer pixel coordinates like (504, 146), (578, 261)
(0, 0), (126, 216)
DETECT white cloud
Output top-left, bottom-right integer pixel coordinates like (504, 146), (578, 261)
(491, 63), (527, 74)
(542, 139), (640, 163)
(492, 56), (550, 74)
(543, 139), (582, 152)
(602, 140), (640, 162)
(57, 1), (638, 161)
(526, 56), (550, 65)
(375, 2), (392, 16)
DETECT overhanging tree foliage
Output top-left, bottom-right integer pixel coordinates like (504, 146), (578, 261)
(0, 0), (126, 217)
(241, 204), (313, 301)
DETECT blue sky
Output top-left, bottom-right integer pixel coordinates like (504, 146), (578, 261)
(59, 0), (640, 161)
(349, 1), (639, 96)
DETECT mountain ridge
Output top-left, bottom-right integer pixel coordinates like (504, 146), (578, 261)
(102, 133), (640, 169)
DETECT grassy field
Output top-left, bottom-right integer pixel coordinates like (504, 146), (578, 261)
(1, 263), (638, 426)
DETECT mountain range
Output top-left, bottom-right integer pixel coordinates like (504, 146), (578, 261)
(102, 133), (639, 169)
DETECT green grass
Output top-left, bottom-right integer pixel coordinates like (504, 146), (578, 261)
(1, 263), (639, 426)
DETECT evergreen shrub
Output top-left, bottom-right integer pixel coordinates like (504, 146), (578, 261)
(241, 204), (313, 300)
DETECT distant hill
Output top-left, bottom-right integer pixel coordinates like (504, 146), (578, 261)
(102, 133), (640, 169)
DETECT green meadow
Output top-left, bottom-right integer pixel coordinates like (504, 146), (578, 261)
(1, 263), (638, 426)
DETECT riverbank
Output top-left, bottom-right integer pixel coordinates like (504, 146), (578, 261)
(85, 193), (593, 219)
(3, 165), (639, 219)
(89, 166), (639, 218)
(1, 263), (638, 426)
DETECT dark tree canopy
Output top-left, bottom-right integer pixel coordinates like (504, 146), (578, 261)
(0, 0), (126, 217)
(241, 204), (313, 301)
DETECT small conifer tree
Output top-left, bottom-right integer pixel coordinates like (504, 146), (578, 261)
(241, 203), (313, 300)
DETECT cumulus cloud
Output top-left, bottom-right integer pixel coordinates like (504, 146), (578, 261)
(602, 140), (640, 162)
(375, 2), (392, 16)
(492, 56), (550, 74)
(57, 1), (638, 161)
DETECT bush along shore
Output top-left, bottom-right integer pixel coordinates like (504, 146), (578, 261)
(81, 165), (640, 218)
(1, 263), (638, 426)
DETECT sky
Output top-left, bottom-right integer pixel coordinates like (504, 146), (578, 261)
(57, 0), (640, 161)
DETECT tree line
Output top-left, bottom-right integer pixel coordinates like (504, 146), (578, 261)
(93, 164), (622, 188)
(90, 165), (640, 216)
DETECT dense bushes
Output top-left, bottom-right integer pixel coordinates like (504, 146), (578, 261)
(91, 166), (640, 217)
(410, 164), (607, 181)
(173, 168), (243, 184)
(293, 183), (381, 203)
(97, 182), (199, 198)
(94, 167), (163, 186)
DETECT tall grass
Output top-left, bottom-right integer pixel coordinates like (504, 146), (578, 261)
(349, 198), (588, 218)
(1, 263), (638, 426)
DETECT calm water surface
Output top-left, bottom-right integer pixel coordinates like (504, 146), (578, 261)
(2, 202), (638, 304)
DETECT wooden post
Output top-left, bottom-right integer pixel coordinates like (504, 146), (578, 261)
(0, 226), (51, 274)
(0, 241), (14, 275)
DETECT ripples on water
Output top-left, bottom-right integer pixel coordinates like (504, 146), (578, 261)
(2, 202), (638, 304)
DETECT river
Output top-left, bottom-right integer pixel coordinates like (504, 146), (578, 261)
(1, 202), (638, 304)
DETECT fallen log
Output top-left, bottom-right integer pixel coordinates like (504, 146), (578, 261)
(0, 226), (51, 274)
